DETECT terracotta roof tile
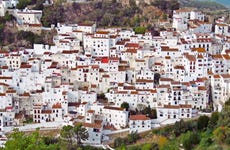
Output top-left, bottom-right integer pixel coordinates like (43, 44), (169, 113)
(52, 103), (62, 109)
(82, 122), (102, 129)
(191, 48), (206, 53)
(130, 115), (150, 120)
(41, 110), (52, 114)
(87, 110), (95, 113)
(104, 106), (125, 111)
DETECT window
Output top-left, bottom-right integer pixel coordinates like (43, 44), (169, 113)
(93, 128), (99, 132)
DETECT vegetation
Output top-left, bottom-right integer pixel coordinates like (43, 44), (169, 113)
(4, 128), (59, 150)
(124, 143), (159, 150)
(208, 111), (219, 129)
(133, 26), (146, 34)
(181, 131), (200, 150)
(2, 0), (229, 49)
(1, 124), (100, 150)
(114, 131), (140, 149)
(16, 0), (32, 9)
(197, 115), (209, 130)
(32, 0), (46, 10)
(179, 0), (227, 10)
(60, 124), (88, 149)
(151, 0), (180, 17)
(40, 0), (166, 28)
(0, 12), (14, 46)
(141, 105), (157, 119)
(17, 30), (43, 44)
(121, 102), (129, 111)
(114, 98), (230, 150)
(41, 4), (65, 27)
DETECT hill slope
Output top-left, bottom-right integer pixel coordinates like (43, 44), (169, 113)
(42, 1), (166, 28)
(179, 0), (228, 10)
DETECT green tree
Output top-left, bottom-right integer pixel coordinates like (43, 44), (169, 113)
(127, 131), (139, 144)
(182, 131), (200, 150)
(134, 26), (146, 34)
(61, 124), (88, 148)
(173, 119), (188, 136)
(5, 128), (28, 150)
(4, 128), (59, 150)
(73, 123), (89, 146)
(197, 115), (209, 130)
(121, 102), (129, 111)
(41, 4), (65, 27)
(114, 137), (126, 148)
(213, 126), (230, 144)
(161, 140), (178, 150)
(33, 0), (45, 10)
(16, 0), (31, 9)
(218, 98), (230, 127)
(142, 105), (157, 119)
(141, 143), (159, 150)
(3, 11), (14, 21)
(0, 23), (4, 45)
(17, 30), (43, 45)
(208, 112), (219, 129)
(60, 125), (74, 149)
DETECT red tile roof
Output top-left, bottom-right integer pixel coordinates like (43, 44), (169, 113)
(52, 103), (62, 109)
(104, 106), (125, 111)
(87, 110), (95, 113)
(130, 115), (150, 120)
(83, 122), (102, 129)
(41, 110), (52, 114)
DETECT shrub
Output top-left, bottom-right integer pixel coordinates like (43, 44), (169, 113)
(114, 137), (126, 148)
(208, 112), (219, 129)
(127, 131), (139, 144)
(197, 115), (209, 130)
(134, 26), (146, 34)
(182, 132), (200, 150)
(213, 126), (230, 144)
(121, 102), (129, 111)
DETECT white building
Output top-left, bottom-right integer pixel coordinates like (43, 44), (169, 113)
(129, 115), (151, 133)
(157, 104), (192, 119)
(14, 8), (42, 25)
(102, 106), (128, 129)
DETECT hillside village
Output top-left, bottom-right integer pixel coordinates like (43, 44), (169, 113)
(0, 0), (230, 148)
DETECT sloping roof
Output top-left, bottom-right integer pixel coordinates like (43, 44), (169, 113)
(130, 115), (150, 120)
(52, 103), (62, 109)
(82, 122), (102, 129)
(104, 106), (125, 111)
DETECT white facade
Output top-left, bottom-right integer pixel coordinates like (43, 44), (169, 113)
(157, 105), (192, 119)
(14, 8), (42, 25)
(129, 115), (151, 133)
(102, 106), (128, 129)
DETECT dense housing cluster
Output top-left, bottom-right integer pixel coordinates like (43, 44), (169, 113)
(0, 2), (229, 145)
